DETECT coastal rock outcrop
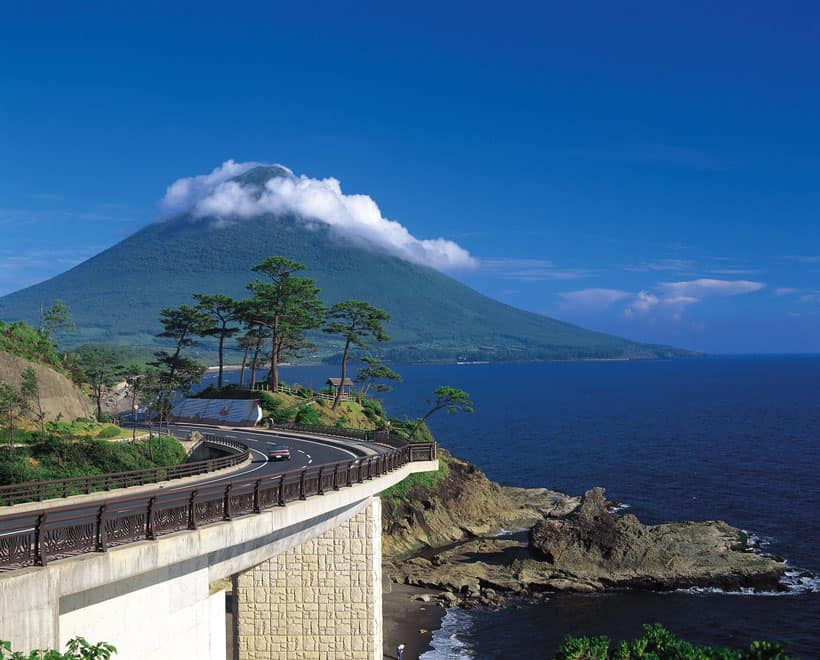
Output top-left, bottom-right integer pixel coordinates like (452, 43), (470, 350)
(381, 451), (578, 558)
(383, 463), (787, 606)
(525, 487), (785, 591)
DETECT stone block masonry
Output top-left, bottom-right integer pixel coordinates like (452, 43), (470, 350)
(233, 496), (383, 660)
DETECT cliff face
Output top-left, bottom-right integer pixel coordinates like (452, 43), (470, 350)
(0, 351), (93, 421)
(381, 451), (577, 559)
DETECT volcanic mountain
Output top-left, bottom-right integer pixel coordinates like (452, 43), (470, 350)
(0, 165), (689, 362)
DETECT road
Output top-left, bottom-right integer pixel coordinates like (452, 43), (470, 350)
(167, 423), (364, 487)
(0, 423), (370, 535)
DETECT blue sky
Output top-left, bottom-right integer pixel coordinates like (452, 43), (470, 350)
(1, 1), (818, 353)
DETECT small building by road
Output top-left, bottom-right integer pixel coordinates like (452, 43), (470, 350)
(326, 377), (354, 400)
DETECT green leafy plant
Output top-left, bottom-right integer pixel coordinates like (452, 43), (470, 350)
(555, 624), (792, 660)
(1, 636), (116, 659)
(408, 386), (473, 440)
(323, 300), (390, 410)
(95, 425), (121, 439)
(293, 403), (322, 426)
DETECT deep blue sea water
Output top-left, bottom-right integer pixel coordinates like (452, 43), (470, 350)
(210, 356), (820, 657)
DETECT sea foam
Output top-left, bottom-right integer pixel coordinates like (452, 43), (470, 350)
(676, 529), (819, 596)
(420, 607), (476, 659)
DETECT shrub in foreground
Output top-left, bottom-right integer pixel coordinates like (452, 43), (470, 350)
(555, 624), (791, 660)
(1, 636), (116, 659)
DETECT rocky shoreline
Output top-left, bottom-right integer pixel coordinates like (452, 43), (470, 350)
(382, 453), (787, 614)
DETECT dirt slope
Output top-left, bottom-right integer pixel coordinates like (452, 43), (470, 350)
(0, 351), (93, 420)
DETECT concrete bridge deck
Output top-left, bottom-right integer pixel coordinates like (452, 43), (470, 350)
(0, 425), (438, 660)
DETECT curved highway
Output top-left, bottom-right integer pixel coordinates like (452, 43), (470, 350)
(165, 423), (366, 491)
(0, 424), (434, 574)
(0, 425), (374, 537)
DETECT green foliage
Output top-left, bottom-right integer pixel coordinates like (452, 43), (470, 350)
(0, 435), (186, 486)
(246, 257), (325, 389)
(293, 403), (322, 426)
(1, 636), (116, 659)
(0, 371), (38, 449)
(389, 418), (435, 443)
(324, 301), (390, 409)
(409, 385), (473, 439)
(192, 293), (241, 387)
(355, 355), (401, 396)
(256, 390), (278, 409)
(95, 425), (121, 439)
(74, 345), (125, 420)
(148, 305), (207, 402)
(382, 452), (449, 502)
(323, 301), (390, 348)
(44, 419), (103, 438)
(430, 386), (474, 415)
(555, 624), (792, 660)
(0, 320), (62, 368)
(40, 300), (75, 342)
(360, 397), (385, 423)
(260, 393), (293, 423)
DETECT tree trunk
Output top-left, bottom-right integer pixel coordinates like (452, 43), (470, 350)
(250, 338), (261, 389)
(268, 316), (280, 390)
(217, 330), (225, 388)
(239, 346), (249, 387)
(96, 388), (103, 422)
(332, 338), (351, 410)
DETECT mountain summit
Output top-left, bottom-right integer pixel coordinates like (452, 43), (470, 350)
(0, 164), (689, 361)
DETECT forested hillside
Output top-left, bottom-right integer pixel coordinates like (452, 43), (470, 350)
(0, 166), (692, 362)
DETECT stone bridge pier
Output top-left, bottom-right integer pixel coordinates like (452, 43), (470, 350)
(232, 497), (382, 660)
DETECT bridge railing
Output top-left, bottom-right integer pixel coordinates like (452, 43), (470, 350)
(0, 435), (437, 572)
(0, 435), (249, 507)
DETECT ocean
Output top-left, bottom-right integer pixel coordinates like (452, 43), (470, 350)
(207, 356), (820, 658)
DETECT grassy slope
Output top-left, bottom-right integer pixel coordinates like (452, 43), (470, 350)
(0, 179), (691, 361)
(269, 391), (376, 429)
(0, 435), (186, 486)
(2, 420), (136, 444)
(0, 320), (63, 370)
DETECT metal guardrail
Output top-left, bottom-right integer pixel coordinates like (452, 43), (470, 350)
(0, 433), (437, 572)
(254, 383), (348, 402)
(266, 422), (375, 441)
(266, 422), (424, 448)
(0, 435), (249, 507)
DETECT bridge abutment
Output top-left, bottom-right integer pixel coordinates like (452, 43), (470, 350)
(232, 496), (383, 660)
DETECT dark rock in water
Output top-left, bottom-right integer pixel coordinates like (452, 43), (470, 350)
(526, 487), (785, 592)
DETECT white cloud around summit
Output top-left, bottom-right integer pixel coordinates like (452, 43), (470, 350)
(159, 160), (477, 271)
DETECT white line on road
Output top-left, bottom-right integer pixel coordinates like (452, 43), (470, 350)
(169, 448), (270, 488)
(237, 430), (359, 459)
